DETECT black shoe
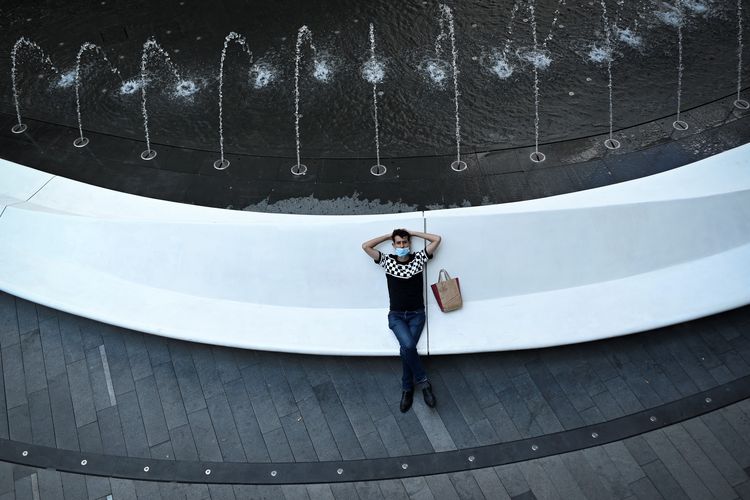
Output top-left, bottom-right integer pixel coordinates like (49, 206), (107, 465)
(400, 390), (414, 413)
(422, 383), (436, 408)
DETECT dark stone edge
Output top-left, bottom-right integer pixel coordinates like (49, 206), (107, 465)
(1, 375), (748, 485)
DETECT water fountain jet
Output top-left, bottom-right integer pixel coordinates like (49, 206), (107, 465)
(73, 42), (123, 148)
(435, 4), (466, 172)
(139, 37), (184, 160)
(214, 32), (253, 170)
(735, 0), (749, 109)
(365, 23), (386, 176)
(10, 37), (59, 134)
(290, 26), (322, 176)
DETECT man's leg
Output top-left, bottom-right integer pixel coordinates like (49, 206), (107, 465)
(405, 311), (428, 385)
(388, 312), (416, 391)
(407, 311), (435, 408)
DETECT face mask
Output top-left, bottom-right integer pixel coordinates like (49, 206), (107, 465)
(394, 246), (410, 257)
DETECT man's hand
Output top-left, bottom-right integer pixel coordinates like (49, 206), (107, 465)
(408, 230), (442, 256)
(362, 233), (391, 261)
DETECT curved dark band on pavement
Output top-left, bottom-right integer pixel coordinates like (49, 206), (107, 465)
(1, 375), (748, 485)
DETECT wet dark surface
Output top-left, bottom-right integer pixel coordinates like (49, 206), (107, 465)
(0, 0), (749, 158)
(0, 91), (748, 214)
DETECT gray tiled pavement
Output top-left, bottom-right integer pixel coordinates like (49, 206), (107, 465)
(1, 291), (750, 498)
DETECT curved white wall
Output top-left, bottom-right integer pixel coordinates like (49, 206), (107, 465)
(1, 144), (749, 355)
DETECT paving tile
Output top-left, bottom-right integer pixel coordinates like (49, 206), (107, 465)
(250, 388), (282, 435)
(401, 477), (435, 500)
(232, 484), (285, 499)
(701, 411), (750, 469)
(0, 293), (20, 348)
(526, 361), (585, 430)
(151, 362), (188, 431)
(28, 389), (55, 447)
(60, 471), (88, 500)
(76, 319), (103, 353)
(325, 360), (378, 439)
(628, 476), (663, 500)
(261, 356), (297, 418)
(604, 376), (644, 414)
(170, 343), (207, 414)
(135, 375), (170, 447)
(517, 459), (559, 500)
(100, 331), (135, 397)
(132, 479), (161, 500)
(208, 484), (237, 500)
(109, 478), (138, 500)
(282, 484), (310, 500)
(48, 373), (79, 451)
(84, 346), (115, 412)
(15, 299), (38, 336)
(84, 475), (110, 500)
(305, 484), (335, 500)
(36, 469), (64, 500)
(8, 404), (32, 442)
(346, 359), (392, 423)
(191, 344), (226, 401)
(263, 426), (295, 463)
(211, 346), (242, 385)
(376, 480), (409, 499)
(438, 365), (487, 426)
(150, 439), (175, 460)
(424, 474), (460, 499)
(142, 334), (171, 367)
(641, 459), (688, 500)
(603, 441), (646, 484)
(3, 343), (28, 409)
(96, 406), (126, 455)
(719, 350), (750, 379)
(455, 356), (500, 409)
(57, 313), (85, 365)
(14, 473), (33, 500)
(206, 393), (247, 462)
(682, 416), (748, 486)
(169, 423), (199, 461)
(38, 317), (65, 380)
(375, 414), (411, 457)
(329, 482), (362, 500)
(543, 354), (596, 413)
(117, 390), (150, 458)
(665, 329), (719, 391)
(497, 384), (543, 439)
(564, 449), (617, 499)
(280, 411), (317, 461)
(394, 409), (434, 455)
(281, 354), (317, 405)
(223, 378), (269, 463)
(66, 359), (97, 428)
(358, 429), (389, 459)
(428, 372), (477, 448)
(643, 337), (700, 398)
(313, 381), (365, 460)
(34, 304), (57, 322)
(188, 407), (223, 462)
(0, 462), (12, 495)
(537, 455), (587, 499)
(470, 469), (510, 499)
(642, 429), (712, 500)
(123, 333), (152, 382)
(483, 402), (522, 442)
(663, 423), (736, 499)
(582, 446), (633, 499)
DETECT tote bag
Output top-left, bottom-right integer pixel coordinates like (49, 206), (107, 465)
(430, 269), (463, 312)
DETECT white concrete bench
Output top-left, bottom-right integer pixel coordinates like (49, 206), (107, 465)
(1, 143), (748, 355)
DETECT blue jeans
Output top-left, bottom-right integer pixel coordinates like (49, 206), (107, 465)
(388, 309), (428, 391)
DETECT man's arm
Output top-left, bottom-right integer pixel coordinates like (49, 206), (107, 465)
(409, 230), (442, 256)
(362, 233), (391, 261)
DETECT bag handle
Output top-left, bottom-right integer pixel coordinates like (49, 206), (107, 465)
(438, 269), (452, 282)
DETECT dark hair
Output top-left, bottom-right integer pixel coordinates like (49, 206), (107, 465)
(391, 229), (411, 242)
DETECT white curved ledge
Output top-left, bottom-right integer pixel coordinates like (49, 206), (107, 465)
(1, 144), (749, 355)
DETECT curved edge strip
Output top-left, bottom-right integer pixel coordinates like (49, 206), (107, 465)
(1, 375), (748, 484)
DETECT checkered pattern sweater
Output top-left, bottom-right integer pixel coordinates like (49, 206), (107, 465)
(375, 249), (433, 311)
